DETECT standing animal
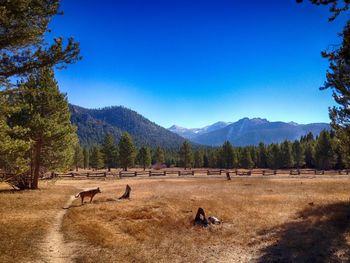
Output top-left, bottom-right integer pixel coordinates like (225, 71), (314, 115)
(75, 187), (101, 204)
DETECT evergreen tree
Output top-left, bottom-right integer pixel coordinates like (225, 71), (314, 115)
(239, 147), (254, 169)
(73, 143), (84, 171)
(292, 140), (305, 168)
(0, 95), (31, 178)
(179, 141), (193, 169)
(118, 132), (136, 171)
(83, 147), (89, 169)
(137, 146), (151, 170)
(203, 152), (209, 168)
(90, 146), (104, 170)
(221, 141), (235, 169)
(268, 144), (281, 169)
(315, 130), (336, 170)
(7, 68), (77, 188)
(297, 1), (350, 167)
(194, 150), (204, 168)
(153, 147), (165, 164)
(280, 140), (294, 168)
(257, 142), (268, 168)
(0, 0), (80, 86)
(304, 142), (315, 168)
(101, 133), (118, 171)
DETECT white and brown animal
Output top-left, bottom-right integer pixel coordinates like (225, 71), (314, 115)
(75, 187), (101, 204)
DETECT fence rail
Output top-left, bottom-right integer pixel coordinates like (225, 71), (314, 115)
(46, 168), (350, 179)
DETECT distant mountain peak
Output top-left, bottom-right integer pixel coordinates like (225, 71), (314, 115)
(169, 117), (330, 146)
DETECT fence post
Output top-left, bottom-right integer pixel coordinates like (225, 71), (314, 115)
(104, 172), (107, 177)
(192, 170), (195, 176)
(119, 171), (122, 178)
(149, 171), (152, 176)
(178, 171), (181, 176)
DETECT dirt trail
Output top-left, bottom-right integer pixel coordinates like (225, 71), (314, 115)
(42, 195), (76, 263)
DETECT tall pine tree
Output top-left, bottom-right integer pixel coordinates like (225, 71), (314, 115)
(118, 132), (136, 171)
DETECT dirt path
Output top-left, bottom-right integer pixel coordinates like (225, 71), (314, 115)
(42, 195), (76, 263)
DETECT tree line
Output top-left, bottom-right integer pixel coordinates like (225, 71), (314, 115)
(75, 129), (348, 171)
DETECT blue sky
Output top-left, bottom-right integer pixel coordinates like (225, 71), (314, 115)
(49, 0), (348, 128)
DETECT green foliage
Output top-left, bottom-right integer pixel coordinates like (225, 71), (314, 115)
(118, 132), (136, 171)
(239, 147), (254, 169)
(292, 140), (305, 168)
(83, 147), (89, 169)
(137, 146), (151, 170)
(220, 141), (235, 169)
(179, 141), (193, 169)
(315, 130), (335, 170)
(70, 105), (186, 149)
(267, 144), (281, 169)
(257, 142), (268, 168)
(5, 68), (77, 188)
(101, 133), (118, 171)
(90, 146), (104, 170)
(0, 0), (80, 86)
(280, 141), (294, 168)
(298, 0), (350, 168)
(73, 143), (84, 170)
(153, 147), (165, 164)
(193, 150), (204, 168)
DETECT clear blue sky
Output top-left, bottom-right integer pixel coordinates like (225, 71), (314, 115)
(49, 0), (348, 128)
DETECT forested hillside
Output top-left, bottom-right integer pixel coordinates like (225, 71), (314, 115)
(69, 104), (186, 148)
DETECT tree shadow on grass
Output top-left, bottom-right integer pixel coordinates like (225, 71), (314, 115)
(256, 202), (350, 263)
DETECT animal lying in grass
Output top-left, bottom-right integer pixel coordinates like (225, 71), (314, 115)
(75, 187), (101, 204)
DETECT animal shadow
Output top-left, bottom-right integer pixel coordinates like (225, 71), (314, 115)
(256, 202), (350, 263)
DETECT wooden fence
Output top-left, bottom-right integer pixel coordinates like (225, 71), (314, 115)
(49, 168), (350, 179)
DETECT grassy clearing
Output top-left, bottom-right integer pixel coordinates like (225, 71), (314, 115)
(0, 181), (76, 263)
(60, 177), (350, 262)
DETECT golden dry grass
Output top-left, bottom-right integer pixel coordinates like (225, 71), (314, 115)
(0, 181), (76, 263)
(60, 177), (350, 262)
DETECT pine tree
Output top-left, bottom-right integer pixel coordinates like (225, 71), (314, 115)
(257, 142), (268, 168)
(221, 141), (235, 169)
(90, 146), (104, 170)
(280, 141), (294, 169)
(83, 147), (89, 169)
(153, 147), (165, 164)
(292, 140), (305, 168)
(73, 143), (84, 171)
(118, 132), (136, 171)
(297, 1), (350, 167)
(101, 133), (118, 171)
(0, 0), (80, 86)
(194, 150), (204, 168)
(179, 141), (193, 169)
(304, 142), (315, 168)
(203, 153), (209, 168)
(268, 144), (281, 169)
(239, 147), (254, 169)
(315, 130), (336, 170)
(137, 146), (151, 170)
(0, 95), (31, 178)
(7, 68), (77, 188)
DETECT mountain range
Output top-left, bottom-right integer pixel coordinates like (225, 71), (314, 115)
(169, 118), (330, 146)
(69, 104), (330, 148)
(69, 104), (186, 148)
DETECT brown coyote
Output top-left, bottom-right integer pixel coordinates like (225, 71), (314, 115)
(75, 187), (101, 204)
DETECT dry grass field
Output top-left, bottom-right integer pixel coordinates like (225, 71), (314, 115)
(2, 176), (350, 262)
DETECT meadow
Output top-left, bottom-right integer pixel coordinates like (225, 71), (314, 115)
(1, 175), (350, 262)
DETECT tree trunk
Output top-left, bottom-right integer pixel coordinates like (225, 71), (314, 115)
(31, 139), (42, 189)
